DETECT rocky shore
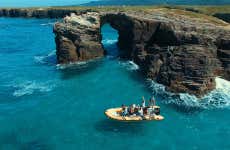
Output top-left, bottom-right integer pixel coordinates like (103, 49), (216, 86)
(0, 7), (229, 97)
(0, 8), (92, 18)
(53, 8), (230, 97)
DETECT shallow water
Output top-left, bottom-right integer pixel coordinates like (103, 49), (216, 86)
(0, 18), (230, 150)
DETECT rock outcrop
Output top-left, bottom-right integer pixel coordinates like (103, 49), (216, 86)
(53, 12), (104, 64)
(53, 9), (230, 96)
(1, 7), (229, 97)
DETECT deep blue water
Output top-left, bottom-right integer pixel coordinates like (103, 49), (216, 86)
(0, 18), (230, 150)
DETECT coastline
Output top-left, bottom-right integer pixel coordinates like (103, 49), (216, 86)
(1, 5), (229, 97)
(0, 5), (229, 22)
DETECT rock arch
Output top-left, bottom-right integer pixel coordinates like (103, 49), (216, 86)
(53, 12), (230, 97)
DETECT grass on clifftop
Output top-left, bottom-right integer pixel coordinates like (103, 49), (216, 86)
(2, 5), (229, 14)
(50, 5), (230, 14)
(1, 5), (229, 26)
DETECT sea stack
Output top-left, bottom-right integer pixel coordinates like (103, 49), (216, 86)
(53, 12), (105, 64)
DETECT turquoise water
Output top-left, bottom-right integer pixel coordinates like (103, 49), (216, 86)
(0, 18), (230, 150)
(0, 0), (92, 7)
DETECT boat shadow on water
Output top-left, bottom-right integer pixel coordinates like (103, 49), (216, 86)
(94, 118), (157, 135)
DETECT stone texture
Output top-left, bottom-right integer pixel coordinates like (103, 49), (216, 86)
(0, 8), (93, 18)
(53, 12), (104, 64)
(53, 10), (230, 96)
(1, 7), (229, 97)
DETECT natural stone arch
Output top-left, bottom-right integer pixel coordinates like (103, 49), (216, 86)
(53, 11), (230, 97)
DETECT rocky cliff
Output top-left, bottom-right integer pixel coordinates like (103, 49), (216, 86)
(53, 12), (104, 63)
(0, 8), (92, 18)
(1, 7), (229, 97)
(53, 8), (230, 96)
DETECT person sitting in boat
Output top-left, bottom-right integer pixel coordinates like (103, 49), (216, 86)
(134, 106), (139, 115)
(128, 104), (135, 115)
(143, 107), (148, 115)
(121, 104), (128, 116)
(138, 107), (144, 117)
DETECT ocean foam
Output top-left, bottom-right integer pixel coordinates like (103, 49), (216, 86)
(102, 39), (117, 45)
(10, 81), (55, 97)
(34, 50), (56, 65)
(149, 77), (230, 109)
(40, 22), (55, 26)
(119, 61), (139, 71)
(56, 61), (87, 70)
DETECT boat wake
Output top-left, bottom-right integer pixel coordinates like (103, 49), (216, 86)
(8, 81), (55, 97)
(34, 50), (57, 65)
(119, 61), (139, 71)
(149, 77), (230, 109)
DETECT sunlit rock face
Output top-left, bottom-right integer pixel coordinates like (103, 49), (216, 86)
(53, 12), (104, 64)
(53, 10), (230, 97)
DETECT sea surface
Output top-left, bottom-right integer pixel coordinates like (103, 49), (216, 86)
(0, 18), (230, 150)
(0, 0), (91, 7)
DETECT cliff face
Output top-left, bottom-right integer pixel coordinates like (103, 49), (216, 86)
(53, 12), (104, 63)
(1, 7), (229, 97)
(0, 8), (92, 18)
(53, 9), (230, 96)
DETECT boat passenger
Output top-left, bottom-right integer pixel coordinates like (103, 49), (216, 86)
(143, 107), (148, 115)
(134, 106), (139, 115)
(149, 108), (155, 117)
(121, 104), (128, 116)
(121, 104), (125, 110)
(128, 105), (135, 115)
(123, 107), (128, 116)
(138, 107), (143, 117)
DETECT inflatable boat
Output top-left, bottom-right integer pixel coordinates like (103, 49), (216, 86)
(105, 106), (164, 121)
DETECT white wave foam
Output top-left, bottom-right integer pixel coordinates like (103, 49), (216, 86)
(34, 50), (56, 64)
(40, 22), (54, 26)
(215, 77), (230, 94)
(119, 61), (139, 71)
(56, 61), (87, 70)
(11, 81), (55, 97)
(149, 77), (230, 109)
(102, 39), (117, 45)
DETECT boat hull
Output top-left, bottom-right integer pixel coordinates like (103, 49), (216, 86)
(105, 108), (164, 121)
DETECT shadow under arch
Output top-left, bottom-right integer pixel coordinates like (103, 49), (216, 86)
(100, 14), (135, 59)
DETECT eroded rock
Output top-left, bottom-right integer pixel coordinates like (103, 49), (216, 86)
(53, 12), (104, 64)
(53, 10), (230, 97)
